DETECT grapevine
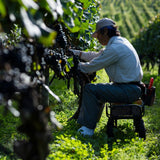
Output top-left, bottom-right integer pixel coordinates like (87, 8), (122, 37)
(0, 0), (100, 159)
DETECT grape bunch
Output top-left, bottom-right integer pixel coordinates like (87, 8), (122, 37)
(44, 48), (71, 80)
(54, 23), (68, 49)
(0, 43), (32, 73)
(0, 42), (62, 160)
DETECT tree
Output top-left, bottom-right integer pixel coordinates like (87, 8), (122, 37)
(132, 14), (160, 74)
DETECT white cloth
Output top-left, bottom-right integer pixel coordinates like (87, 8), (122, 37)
(69, 49), (80, 56)
(78, 36), (143, 83)
(78, 126), (94, 136)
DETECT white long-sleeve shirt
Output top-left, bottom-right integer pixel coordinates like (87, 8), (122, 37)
(79, 49), (103, 62)
(78, 36), (143, 83)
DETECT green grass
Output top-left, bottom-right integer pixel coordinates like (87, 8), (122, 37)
(0, 108), (23, 160)
(0, 67), (160, 160)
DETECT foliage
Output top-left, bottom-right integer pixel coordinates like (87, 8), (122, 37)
(0, 24), (22, 47)
(1, 0), (160, 159)
(0, 106), (22, 160)
(47, 68), (160, 160)
(1, 69), (160, 160)
(100, 0), (160, 74)
(60, 0), (100, 50)
(132, 15), (160, 73)
(47, 66), (160, 160)
(0, 0), (101, 159)
(100, 0), (160, 41)
(49, 135), (96, 159)
(0, 0), (100, 49)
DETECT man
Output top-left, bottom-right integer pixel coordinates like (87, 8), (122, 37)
(70, 18), (143, 136)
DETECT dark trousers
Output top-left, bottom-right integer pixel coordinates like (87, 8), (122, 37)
(77, 83), (141, 129)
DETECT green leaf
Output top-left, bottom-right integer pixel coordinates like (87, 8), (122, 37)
(81, 21), (89, 29)
(0, 0), (6, 17)
(39, 31), (57, 47)
(78, 0), (91, 9)
(64, 16), (75, 28)
(90, 7), (97, 14)
(74, 17), (81, 26)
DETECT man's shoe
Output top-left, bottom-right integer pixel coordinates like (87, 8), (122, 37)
(78, 126), (94, 136)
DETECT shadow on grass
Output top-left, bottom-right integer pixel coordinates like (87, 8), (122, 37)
(50, 118), (138, 157)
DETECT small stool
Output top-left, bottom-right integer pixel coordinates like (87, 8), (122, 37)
(106, 99), (146, 139)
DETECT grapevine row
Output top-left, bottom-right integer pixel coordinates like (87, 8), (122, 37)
(131, 3), (144, 28)
(100, 0), (160, 41)
(120, 3), (135, 38)
(132, 15), (160, 73)
(142, 3), (153, 20)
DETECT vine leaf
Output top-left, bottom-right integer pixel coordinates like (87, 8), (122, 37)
(0, 0), (6, 17)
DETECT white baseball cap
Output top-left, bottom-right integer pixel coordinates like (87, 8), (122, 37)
(92, 18), (116, 38)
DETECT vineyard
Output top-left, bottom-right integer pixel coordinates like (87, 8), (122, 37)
(0, 0), (160, 160)
(100, 0), (160, 41)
